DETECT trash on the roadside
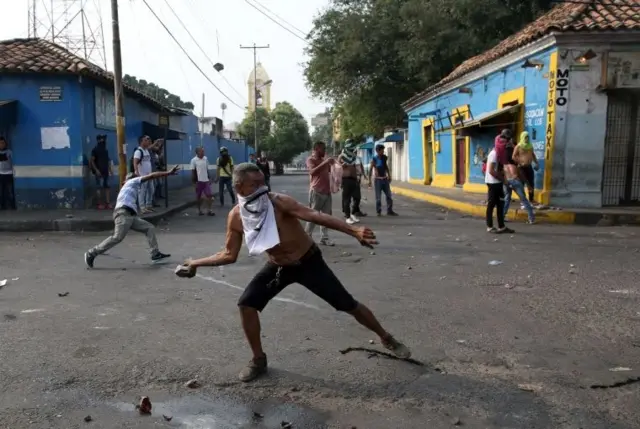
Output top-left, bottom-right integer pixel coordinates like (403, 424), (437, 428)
(84, 415), (92, 422)
(137, 396), (152, 415)
(517, 383), (540, 392)
(407, 232), (412, 236)
(281, 421), (293, 429)
(493, 238), (499, 242)
(0, 279), (7, 287)
(65, 214), (73, 218)
(11, 277), (18, 281)
(570, 264), (575, 268)
(163, 415), (173, 421)
(58, 292), (69, 297)
(440, 276), (447, 280)
(407, 266), (412, 270)
(185, 378), (201, 388)
(488, 260), (503, 266)
(456, 340), (466, 344)
(369, 340), (375, 344)
(504, 284), (514, 289)
(341, 251), (352, 257)
(609, 367), (632, 372)
(252, 412), (264, 419)
(569, 268), (576, 274)
(452, 417), (461, 426)
(370, 251), (375, 255)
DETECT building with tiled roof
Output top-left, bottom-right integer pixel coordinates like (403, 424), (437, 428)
(400, 0), (640, 209)
(0, 38), (250, 210)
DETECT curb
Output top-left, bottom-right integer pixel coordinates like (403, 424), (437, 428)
(0, 199), (200, 233)
(390, 186), (635, 226)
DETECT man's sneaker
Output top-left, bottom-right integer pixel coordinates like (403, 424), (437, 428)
(353, 211), (367, 217)
(84, 252), (95, 268)
(238, 355), (267, 382)
(377, 212), (382, 217)
(387, 211), (399, 216)
(320, 238), (335, 247)
(350, 214), (360, 223)
(151, 251), (171, 263)
(382, 336), (411, 359)
(346, 217), (356, 225)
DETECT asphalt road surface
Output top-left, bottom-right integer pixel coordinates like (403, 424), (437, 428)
(1, 174), (639, 429)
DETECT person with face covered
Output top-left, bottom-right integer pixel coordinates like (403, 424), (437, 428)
(179, 162), (411, 382)
(90, 134), (113, 209)
(338, 139), (361, 224)
(216, 146), (236, 207)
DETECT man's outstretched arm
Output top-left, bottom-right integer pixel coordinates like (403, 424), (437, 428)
(273, 194), (377, 248)
(187, 211), (243, 268)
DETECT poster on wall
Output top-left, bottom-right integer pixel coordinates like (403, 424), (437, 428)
(95, 86), (116, 129)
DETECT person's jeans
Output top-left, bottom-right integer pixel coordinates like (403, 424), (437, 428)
(88, 208), (159, 257)
(374, 179), (393, 214)
(139, 180), (154, 209)
(353, 176), (362, 214)
(0, 174), (16, 210)
(504, 179), (535, 222)
(218, 176), (235, 206)
(486, 183), (505, 229)
(341, 177), (358, 217)
(304, 189), (331, 241)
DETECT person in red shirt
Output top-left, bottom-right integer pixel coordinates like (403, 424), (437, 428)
(304, 141), (335, 246)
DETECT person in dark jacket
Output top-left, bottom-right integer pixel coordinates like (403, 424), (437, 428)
(256, 155), (271, 191)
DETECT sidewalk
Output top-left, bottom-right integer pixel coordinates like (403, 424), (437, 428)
(391, 182), (640, 226)
(0, 187), (205, 232)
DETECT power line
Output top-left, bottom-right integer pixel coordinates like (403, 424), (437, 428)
(248, 0), (308, 38)
(160, 0), (246, 102)
(243, 0), (309, 44)
(140, 0), (244, 110)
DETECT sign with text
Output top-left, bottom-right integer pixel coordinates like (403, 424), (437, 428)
(39, 86), (62, 101)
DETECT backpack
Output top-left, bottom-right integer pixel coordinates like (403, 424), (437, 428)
(129, 147), (143, 173)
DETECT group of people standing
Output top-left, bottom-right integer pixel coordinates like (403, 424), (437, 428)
(305, 140), (397, 246)
(485, 128), (539, 233)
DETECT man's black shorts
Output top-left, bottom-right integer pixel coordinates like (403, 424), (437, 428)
(238, 245), (358, 312)
(95, 173), (110, 189)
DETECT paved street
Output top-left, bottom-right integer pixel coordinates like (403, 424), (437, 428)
(1, 174), (639, 429)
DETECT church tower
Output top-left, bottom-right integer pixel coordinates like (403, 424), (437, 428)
(247, 63), (272, 112)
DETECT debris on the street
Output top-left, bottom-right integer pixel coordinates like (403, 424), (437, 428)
(281, 421), (293, 428)
(136, 396), (152, 415)
(83, 415), (92, 422)
(570, 263), (575, 268)
(341, 251), (352, 257)
(185, 378), (201, 388)
(11, 277), (18, 281)
(493, 238), (499, 242)
(65, 214), (73, 218)
(58, 292), (69, 297)
(569, 268), (577, 274)
(370, 251), (376, 255)
(456, 340), (466, 344)
(517, 383), (540, 392)
(369, 339), (375, 344)
(407, 266), (412, 270)
(162, 415), (173, 421)
(610, 367), (632, 372)
(252, 412), (264, 419)
(488, 260), (503, 266)
(440, 276), (447, 280)
(0, 279), (6, 288)
(504, 284), (514, 289)
(407, 232), (412, 236)
(452, 416), (461, 426)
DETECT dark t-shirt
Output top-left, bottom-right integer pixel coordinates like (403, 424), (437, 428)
(91, 146), (110, 174)
(372, 154), (388, 178)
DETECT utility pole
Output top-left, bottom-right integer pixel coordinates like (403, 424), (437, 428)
(240, 43), (269, 156)
(110, 0), (127, 186)
(200, 92), (205, 148)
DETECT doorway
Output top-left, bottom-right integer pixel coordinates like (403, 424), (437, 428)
(423, 124), (433, 183)
(455, 136), (466, 185)
(602, 92), (640, 206)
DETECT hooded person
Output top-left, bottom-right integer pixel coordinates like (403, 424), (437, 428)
(338, 139), (361, 224)
(90, 134), (114, 209)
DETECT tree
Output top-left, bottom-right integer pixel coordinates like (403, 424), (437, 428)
(311, 107), (333, 143)
(304, 0), (554, 137)
(122, 74), (195, 110)
(237, 107), (271, 149)
(262, 102), (311, 166)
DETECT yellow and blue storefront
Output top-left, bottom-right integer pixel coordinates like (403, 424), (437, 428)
(405, 45), (560, 205)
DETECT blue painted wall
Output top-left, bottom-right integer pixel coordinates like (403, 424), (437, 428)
(1, 73), (248, 209)
(406, 46), (556, 190)
(0, 74), (83, 208)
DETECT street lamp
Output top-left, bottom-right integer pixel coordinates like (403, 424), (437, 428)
(253, 79), (272, 156)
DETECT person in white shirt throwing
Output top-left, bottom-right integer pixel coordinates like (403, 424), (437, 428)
(190, 147), (215, 216)
(84, 165), (180, 268)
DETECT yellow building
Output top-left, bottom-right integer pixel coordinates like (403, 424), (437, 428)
(247, 63), (272, 112)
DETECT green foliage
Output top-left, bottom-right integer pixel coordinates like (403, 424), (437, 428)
(262, 102), (311, 164)
(123, 74), (195, 110)
(304, 0), (554, 137)
(237, 107), (272, 149)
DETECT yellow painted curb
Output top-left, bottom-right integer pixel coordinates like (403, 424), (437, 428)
(391, 185), (576, 225)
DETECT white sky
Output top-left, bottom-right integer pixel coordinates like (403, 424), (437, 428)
(2, 0), (329, 126)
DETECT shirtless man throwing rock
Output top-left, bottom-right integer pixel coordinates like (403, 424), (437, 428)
(180, 162), (411, 382)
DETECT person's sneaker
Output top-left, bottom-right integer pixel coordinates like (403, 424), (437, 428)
(346, 217), (356, 225)
(350, 214), (360, 223)
(320, 238), (335, 247)
(84, 252), (95, 269)
(377, 212), (382, 217)
(151, 251), (171, 263)
(527, 220), (535, 224)
(106, 203), (113, 210)
(382, 336), (411, 359)
(207, 211), (215, 216)
(238, 355), (267, 382)
(387, 211), (399, 216)
(353, 211), (367, 217)
(496, 227), (515, 234)
(487, 227), (497, 233)
(97, 204), (105, 210)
